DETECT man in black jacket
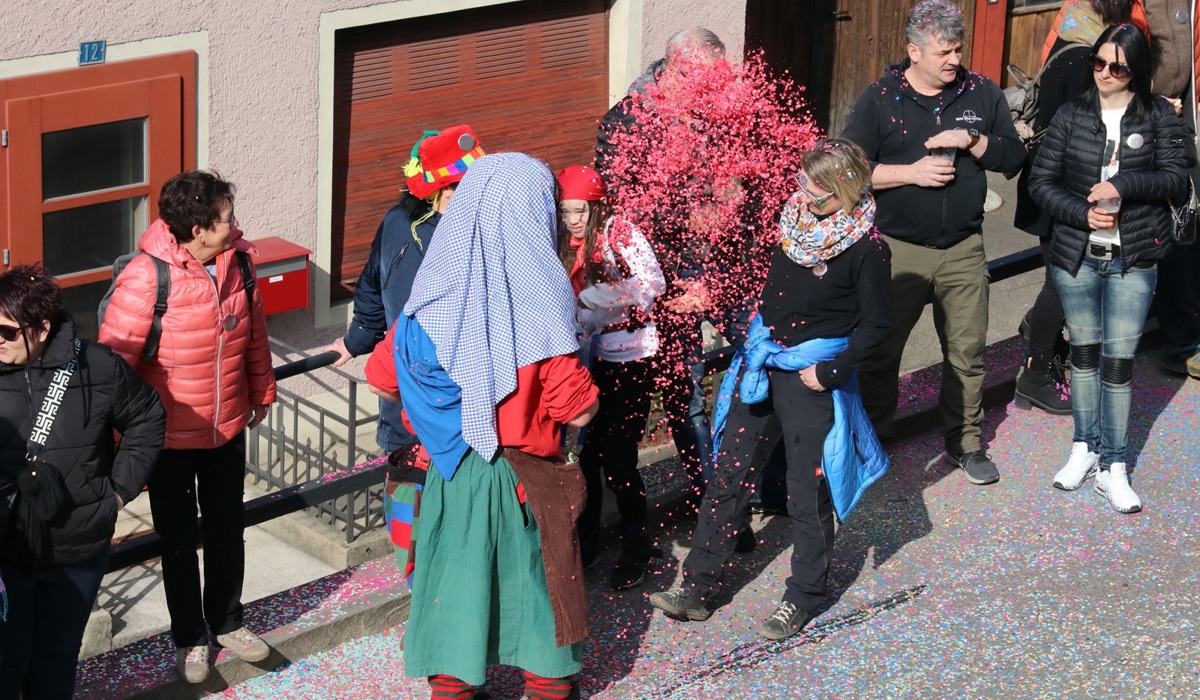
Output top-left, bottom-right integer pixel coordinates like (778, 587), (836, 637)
(842, 0), (1025, 485)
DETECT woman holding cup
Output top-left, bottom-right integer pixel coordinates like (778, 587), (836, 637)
(1028, 22), (1187, 513)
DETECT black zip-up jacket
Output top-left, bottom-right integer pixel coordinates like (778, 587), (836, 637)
(0, 313), (164, 565)
(841, 61), (1026, 248)
(1028, 94), (1187, 273)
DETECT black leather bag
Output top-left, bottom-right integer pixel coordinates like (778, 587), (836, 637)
(17, 460), (69, 522)
(16, 460), (70, 562)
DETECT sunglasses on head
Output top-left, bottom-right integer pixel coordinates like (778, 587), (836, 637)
(1090, 54), (1131, 80)
(0, 324), (24, 342)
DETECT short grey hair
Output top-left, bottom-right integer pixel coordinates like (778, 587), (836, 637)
(904, 1), (966, 47)
(665, 27), (726, 62)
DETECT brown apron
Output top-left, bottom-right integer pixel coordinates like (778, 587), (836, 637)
(501, 448), (588, 647)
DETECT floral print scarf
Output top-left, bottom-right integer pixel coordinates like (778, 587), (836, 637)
(779, 191), (876, 277)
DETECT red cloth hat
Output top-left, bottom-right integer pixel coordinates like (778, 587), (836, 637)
(404, 125), (486, 200)
(556, 165), (607, 202)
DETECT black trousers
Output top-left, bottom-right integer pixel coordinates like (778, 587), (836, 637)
(682, 370), (835, 612)
(654, 309), (714, 492)
(1024, 236), (1066, 359)
(1153, 240), (1200, 354)
(148, 432), (247, 647)
(579, 358), (652, 541)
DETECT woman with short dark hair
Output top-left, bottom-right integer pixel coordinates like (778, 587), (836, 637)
(99, 170), (277, 683)
(0, 265), (164, 699)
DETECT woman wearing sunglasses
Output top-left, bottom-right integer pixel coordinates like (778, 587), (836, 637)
(0, 265), (164, 699)
(650, 139), (891, 640)
(1012, 1), (1145, 418)
(1029, 23), (1187, 513)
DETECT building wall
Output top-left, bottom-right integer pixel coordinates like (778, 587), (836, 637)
(1, 0), (747, 356)
(639, 0), (747, 68)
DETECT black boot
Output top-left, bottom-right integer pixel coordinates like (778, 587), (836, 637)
(1014, 353), (1072, 415)
(609, 534), (663, 591)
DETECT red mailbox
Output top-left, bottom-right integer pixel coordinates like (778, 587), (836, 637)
(249, 236), (311, 316)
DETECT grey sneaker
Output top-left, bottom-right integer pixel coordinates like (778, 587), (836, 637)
(215, 627), (270, 662)
(649, 587), (712, 621)
(945, 450), (1000, 485)
(759, 600), (813, 641)
(175, 645), (209, 684)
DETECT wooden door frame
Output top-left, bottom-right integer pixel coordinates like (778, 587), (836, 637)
(971, 0), (1011, 83)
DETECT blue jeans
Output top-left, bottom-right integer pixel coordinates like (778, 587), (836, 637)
(0, 547), (111, 700)
(1051, 257), (1156, 467)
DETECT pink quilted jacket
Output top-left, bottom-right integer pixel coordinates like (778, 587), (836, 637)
(99, 219), (276, 450)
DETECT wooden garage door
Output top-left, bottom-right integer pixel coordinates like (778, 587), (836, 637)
(331, 0), (608, 299)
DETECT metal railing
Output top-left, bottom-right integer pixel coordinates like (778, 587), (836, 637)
(245, 338), (383, 544)
(109, 343), (384, 572)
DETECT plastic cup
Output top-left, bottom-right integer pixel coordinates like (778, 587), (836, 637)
(930, 147), (956, 161)
(1097, 197), (1121, 214)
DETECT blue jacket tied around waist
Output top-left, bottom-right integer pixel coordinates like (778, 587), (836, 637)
(712, 315), (889, 519)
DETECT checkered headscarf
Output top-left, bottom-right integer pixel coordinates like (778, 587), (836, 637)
(403, 153), (579, 460)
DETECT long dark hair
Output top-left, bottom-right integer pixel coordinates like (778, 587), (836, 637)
(1089, 0), (1135, 25)
(557, 199), (616, 285)
(1079, 23), (1154, 118)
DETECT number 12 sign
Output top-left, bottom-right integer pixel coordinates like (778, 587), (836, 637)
(79, 40), (106, 66)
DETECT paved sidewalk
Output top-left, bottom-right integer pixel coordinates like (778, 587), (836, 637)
(170, 348), (1200, 699)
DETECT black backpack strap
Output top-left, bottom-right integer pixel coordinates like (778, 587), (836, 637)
(141, 255), (171, 362)
(235, 251), (258, 340)
(235, 250), (256, 298)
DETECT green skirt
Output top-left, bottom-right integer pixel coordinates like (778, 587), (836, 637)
(403, 450), (582, 685)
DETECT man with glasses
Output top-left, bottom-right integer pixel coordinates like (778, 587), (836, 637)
(841, 0), (1024, 485)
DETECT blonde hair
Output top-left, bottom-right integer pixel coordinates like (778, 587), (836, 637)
(798, 138), (872, 208)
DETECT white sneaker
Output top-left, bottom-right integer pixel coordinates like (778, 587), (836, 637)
(215, 627), (271, 662)
(1094, 463), (1142, 513)
(1053, 442), (1099, 491)
(176, 645), (209, 684)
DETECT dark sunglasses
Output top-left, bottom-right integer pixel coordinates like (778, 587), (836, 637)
(1090, 54), (1131, 80)
(0, 324), (24, 342)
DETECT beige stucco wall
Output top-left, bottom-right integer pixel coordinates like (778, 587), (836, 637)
(638, 0), (747, 68)
(1, 0), (748, 356)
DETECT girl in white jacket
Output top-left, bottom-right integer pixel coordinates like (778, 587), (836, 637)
(557, 165), (665, 590)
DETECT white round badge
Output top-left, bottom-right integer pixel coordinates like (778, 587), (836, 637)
(1126, 133), (1145, 150)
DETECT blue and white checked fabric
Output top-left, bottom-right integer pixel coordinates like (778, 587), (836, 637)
(403, 153), (580, 460)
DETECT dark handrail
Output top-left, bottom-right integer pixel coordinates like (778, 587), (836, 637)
(698, 245), (1044, 376)
(273, 350), (341, 381)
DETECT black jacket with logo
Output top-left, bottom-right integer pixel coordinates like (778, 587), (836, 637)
(842, 61), (1026, 248)
(1028, 94), (1187, 273)
(0, 314), (164, 566)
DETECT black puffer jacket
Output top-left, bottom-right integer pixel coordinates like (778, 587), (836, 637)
(0, 313), (164, 566)
(1028, 93), (1188, 273)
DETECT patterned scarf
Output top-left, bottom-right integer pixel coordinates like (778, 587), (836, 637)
(779, 191), (876, 276)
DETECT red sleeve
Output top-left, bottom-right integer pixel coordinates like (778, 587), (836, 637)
(365, 324), (399, 396)
(538, 353), (598, 424)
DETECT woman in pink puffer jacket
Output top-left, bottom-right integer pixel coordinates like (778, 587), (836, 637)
(99, 170), (276, 684)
